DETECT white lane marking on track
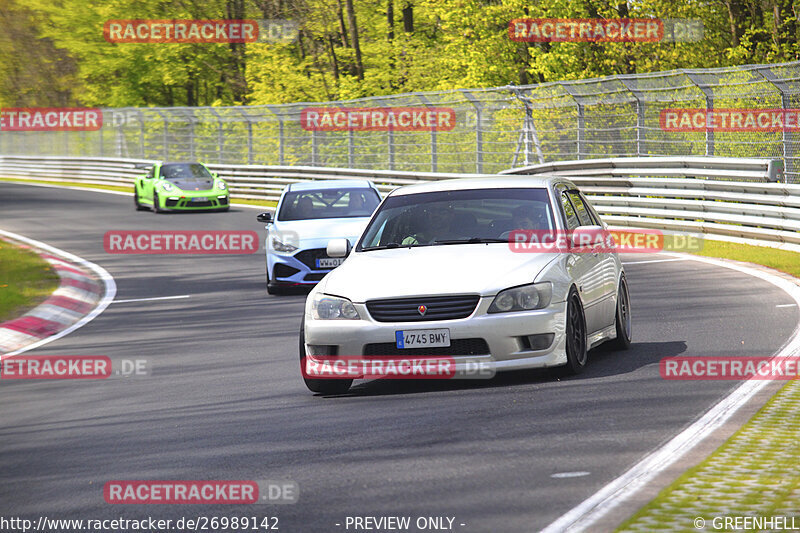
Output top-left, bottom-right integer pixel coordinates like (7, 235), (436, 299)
(551, 472), (591, 479)
(541, 252), (800, 533)
(112, 295), (191, 304)
(0, 229), (116, 359)
(622, 258), (691, 265)
(776, 303), (798, 308)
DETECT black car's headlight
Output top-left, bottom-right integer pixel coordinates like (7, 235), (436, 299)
(488, 282), (552, 313)
(311, 294), (360, 320)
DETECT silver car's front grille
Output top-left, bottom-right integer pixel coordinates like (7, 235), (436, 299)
(366, 295), (480, 322)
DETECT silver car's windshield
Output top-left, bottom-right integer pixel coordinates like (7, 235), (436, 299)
(358, 188), (555, 251)
(278, 188), (381, 221)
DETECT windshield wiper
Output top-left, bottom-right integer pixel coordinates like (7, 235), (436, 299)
(433, 238), (508, 245)
(361, 242), (402, 251)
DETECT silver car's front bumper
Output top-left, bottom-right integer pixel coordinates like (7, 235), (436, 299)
(304, 297), (569, 374)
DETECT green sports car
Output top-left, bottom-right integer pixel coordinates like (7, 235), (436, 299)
(134, 161), (230, 212)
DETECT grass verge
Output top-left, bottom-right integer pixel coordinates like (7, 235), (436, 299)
(0, 239), (61, 322)
(692, 239), (800, 278)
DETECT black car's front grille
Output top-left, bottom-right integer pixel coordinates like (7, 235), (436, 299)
(363, 338), (489, 357)
(294, 248), (334, 270)
(366, 295), (480, 322)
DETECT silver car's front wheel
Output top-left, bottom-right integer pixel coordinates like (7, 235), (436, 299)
(563, 288), (588, 374)
(611, 274), (632, 350)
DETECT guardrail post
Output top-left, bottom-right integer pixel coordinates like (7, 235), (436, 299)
(460, 89), (484, 173)
(686, 73), (714, 156)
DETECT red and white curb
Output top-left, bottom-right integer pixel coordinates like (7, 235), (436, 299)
(0, 229), (116, 357)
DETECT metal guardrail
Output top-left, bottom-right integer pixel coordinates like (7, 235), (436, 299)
(504, 157), (800, 246)
(1, 154), (798, 247)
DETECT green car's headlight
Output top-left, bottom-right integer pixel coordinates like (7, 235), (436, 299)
(488, 282), (552, 313)
(312, 294), (359, 320)
(216, 181), (227, 191)
(271, 237), (298, 253)
(160, 182), (175, 192)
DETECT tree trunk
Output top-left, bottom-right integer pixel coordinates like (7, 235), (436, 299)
(345, 0), (364, 80)
(403, 3), (413, 33)
(337, 0), (350, 47)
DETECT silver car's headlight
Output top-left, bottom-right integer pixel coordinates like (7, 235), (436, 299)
(271, 237), (298, 253)
(160, 182), (175, 192)
(311, 294), (359, 320)
(488, 282), (552, 313)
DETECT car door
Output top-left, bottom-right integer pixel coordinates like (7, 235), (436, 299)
(140, 166), (156, 203)
(567, 189), (617, 331)
(558, 187), (606, 335)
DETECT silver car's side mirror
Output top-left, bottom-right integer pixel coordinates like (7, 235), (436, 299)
(570, 225), (604, 248)
(327, 238), (351, 258)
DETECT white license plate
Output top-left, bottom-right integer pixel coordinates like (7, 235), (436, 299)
(317, 258), (344, 268)
(190, 197), (207, 203)
(395, 329), (451, 349)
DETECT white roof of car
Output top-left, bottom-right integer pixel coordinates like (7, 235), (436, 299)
(288, 179), (375, 192)
(389, 174), (570, 196)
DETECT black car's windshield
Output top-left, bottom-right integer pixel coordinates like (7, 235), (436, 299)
(160, 163), (213, 181)
(277, 188), (381, 221)
(358, 188), (554, 251)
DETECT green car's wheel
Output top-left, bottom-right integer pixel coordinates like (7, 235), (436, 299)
(153, 192), (166, 214)
(299, 321), (352, 394)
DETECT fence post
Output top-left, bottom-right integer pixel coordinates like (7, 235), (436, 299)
(620, 78), (645, 156)
(509, 87), (545, 166)
(460, 89), (484, 173)
(685, 72), (714, 156)
(138, 110), (145, 159)
(265, 105), (285, 165)
(238, 108), (254, 165)
(559, 83), (586, 159)
(155, 109), (168, 160)
(418, 95), (438, 172)
(758, 68), (791, 163)
(208, 108), (224, 164)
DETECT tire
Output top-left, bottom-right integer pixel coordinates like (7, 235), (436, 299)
(134, 186), (147, 211)
(265, 264), (284, 295)
(610, 274), (632, 350)
(563, 288), (588, 374)
(153, 192), (165, 214)
(299, 321), (352, 394)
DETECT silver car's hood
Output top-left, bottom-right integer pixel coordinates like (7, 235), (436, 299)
(321, 244), (558, 301)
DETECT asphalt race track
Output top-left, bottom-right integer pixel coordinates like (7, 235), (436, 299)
(1, 182), (798, 532)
